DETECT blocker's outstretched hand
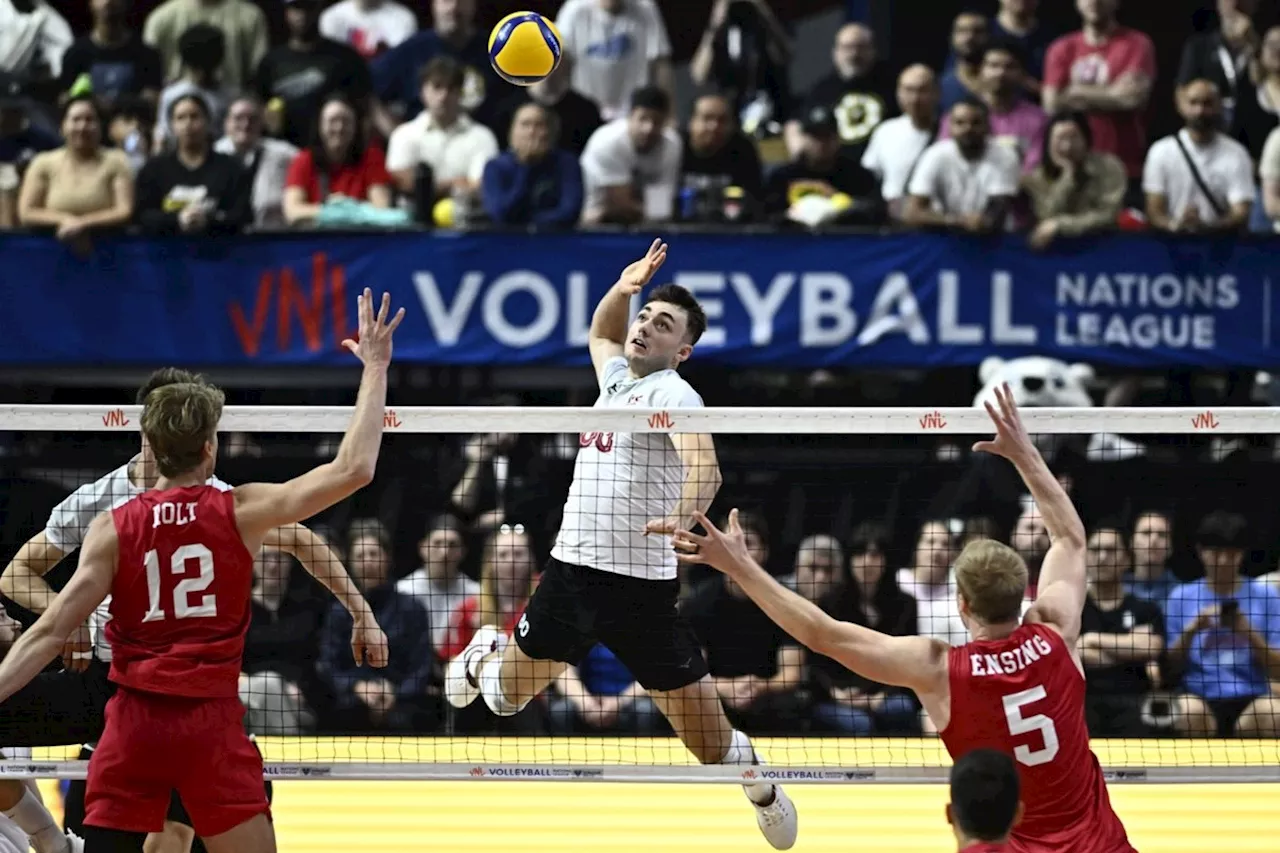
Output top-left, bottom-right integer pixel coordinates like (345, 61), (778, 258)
(343, 288), (406, 368)
(972, 382), (1036, 465)
(617, 238), (668, 296)
(673, 509), (753, 576)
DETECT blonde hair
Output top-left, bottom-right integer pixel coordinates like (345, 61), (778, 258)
(140, 382), (225, 478)
(476, 527), (535, 627)
(953, 539), (1028, 624)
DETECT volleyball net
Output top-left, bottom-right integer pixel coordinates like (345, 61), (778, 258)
(1, 404), (1278, 783)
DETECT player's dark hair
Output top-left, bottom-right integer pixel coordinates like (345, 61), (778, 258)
(950, 749), (1020, 842)
(140, 383), (225, 478)
(419, 56), (465, 91)
(645, 283), (707, 345)
(135, 368), (204, 404)
(1195, 510), (1247, 549)
(630, 85), (671, 116)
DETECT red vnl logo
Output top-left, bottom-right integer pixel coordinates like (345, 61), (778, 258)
(384, 409), (402, 428)
(919, 410), (947, 430)
(1191, 410), (1220, 430)
(468, 767), (485, 777)
(102, 409), (131, 427)
(648, 411), (675, 429)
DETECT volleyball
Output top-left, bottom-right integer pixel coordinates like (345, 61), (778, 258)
(488, 11), (562, 86)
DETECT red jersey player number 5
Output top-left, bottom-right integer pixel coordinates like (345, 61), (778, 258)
(0, 288), (404, 853)
(674, 384), (1137, 853)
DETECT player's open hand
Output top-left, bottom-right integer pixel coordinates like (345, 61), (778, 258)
(617, 238), (668, 296)
(673, 509), (752, 575)
(342, 288), (406, 369)
(60, 621), (92, 673)
(351, 611), (389, 668)
(972, 382), (1034, 463)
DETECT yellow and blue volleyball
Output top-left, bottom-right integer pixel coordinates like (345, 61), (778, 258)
(488, 12), (562, 86)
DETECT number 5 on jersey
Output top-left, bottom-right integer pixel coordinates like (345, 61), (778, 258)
(1003, 685), (1060, 767)
(142, 544), (218, 622)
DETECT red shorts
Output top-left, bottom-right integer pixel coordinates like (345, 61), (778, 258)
(85, 687), (271, 837)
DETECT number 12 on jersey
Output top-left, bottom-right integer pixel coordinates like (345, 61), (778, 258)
(1002, 685), (1060, 767)
(142, 544), (218, 622)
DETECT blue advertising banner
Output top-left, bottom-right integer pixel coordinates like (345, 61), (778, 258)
(0, 231), (1274, 368)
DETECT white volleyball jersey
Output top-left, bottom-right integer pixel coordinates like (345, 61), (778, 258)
(43, 459), (233, 661)
(551, 357), (705, 581)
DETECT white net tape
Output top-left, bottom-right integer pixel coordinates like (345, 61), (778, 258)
(1, 405), (1278, 784)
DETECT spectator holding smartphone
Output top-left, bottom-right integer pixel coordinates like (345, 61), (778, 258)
(1165, 512), (1280, 737)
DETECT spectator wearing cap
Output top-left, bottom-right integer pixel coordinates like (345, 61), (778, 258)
(809, 523), (920, 735)
(1042, 0), (1156, 187)
(677, 93), (763, 224)
(155, 23), (229, 149)
(492, 53), (602, 157)
(60, 0), (163, 112)
(253, 0), (371, 149)
(903, 98), (1020, 235)
(320, 0), (418, 61)
(0, 0), (72, 81)
(765, 104), (885, 227)
(143, 0), (268, 92)
(1023, 111), (1126, 250)
(862, 65), (941, 221)
(0, 77), (59, 211)
(786, 23), (893, 162)
(17, 95), (133, 246)
(481, 102), (582, 227)
(555, 0), (674, 123)
(943, 41), (1046, 172)
(370, 0), (504, 136)
(135, 92), (250, 235)
(215, 95), (300, 228)
(939, 12), (990, 113)
(579, 85), (681, 225)
(386, 56), (498, 223)
(1166, 511), (1280, 738)
(283, 94), (391, 226)
(1144, 79), (1254, 235)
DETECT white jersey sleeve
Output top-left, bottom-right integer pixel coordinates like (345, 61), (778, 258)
(43, 463), (135, 551)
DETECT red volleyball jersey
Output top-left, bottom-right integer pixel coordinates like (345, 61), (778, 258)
(108, 485), (253, 699)
(940, 623), (1135, 853)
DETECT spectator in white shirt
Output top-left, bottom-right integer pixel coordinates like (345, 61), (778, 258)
(1261, 124), (1280, 231)
(396, 514), (476, 652)
(902, 97), (1020, 234)
(555, 0), (674, 122)
(0, 0), (72, 80)
(862, 63), (940, 220)
(214, 95), (298, 227)
(579, 84), (680, 225)
(386, 56), (498, 213)
(1144, 78), (1256, 234)
(319, 0), (417, 61)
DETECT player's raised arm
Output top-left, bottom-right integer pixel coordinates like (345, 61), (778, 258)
(674, 510), (948, 694)
(235, 289), (404, 541)
(588, 238), (668, 381)
(973, 383), (1088, 643)
(644, 433), (722, 536)
(0, 514), (116, 703)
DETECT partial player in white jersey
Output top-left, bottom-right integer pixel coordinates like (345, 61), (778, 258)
(445, 240), (798, 850)
(0, 368), (387, 853)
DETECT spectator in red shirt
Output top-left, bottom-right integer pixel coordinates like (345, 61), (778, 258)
(440, 525), (537, 660)
(1042, 0), (1156, 190)
(283, 93), (392, 225)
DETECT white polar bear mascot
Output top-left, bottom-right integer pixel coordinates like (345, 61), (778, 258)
(973, 356), (1145, 462)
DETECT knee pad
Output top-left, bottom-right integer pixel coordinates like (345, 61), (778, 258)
(479, 657), (527, 717)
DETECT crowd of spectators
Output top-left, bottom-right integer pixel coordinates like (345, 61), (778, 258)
(2, 0), (1280, 240)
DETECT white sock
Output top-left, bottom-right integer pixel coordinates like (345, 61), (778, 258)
(720, 730), (775, 805)
(479, 655), (526, 717)
(3, 789), (67, 853)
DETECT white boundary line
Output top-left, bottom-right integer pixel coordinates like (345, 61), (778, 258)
(0, 761), (1274, 784)
(1, 405), (1275, 434)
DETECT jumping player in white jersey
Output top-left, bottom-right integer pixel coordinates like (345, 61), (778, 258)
(0, 368), (387, 853)
(445, 240), (798, 849)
